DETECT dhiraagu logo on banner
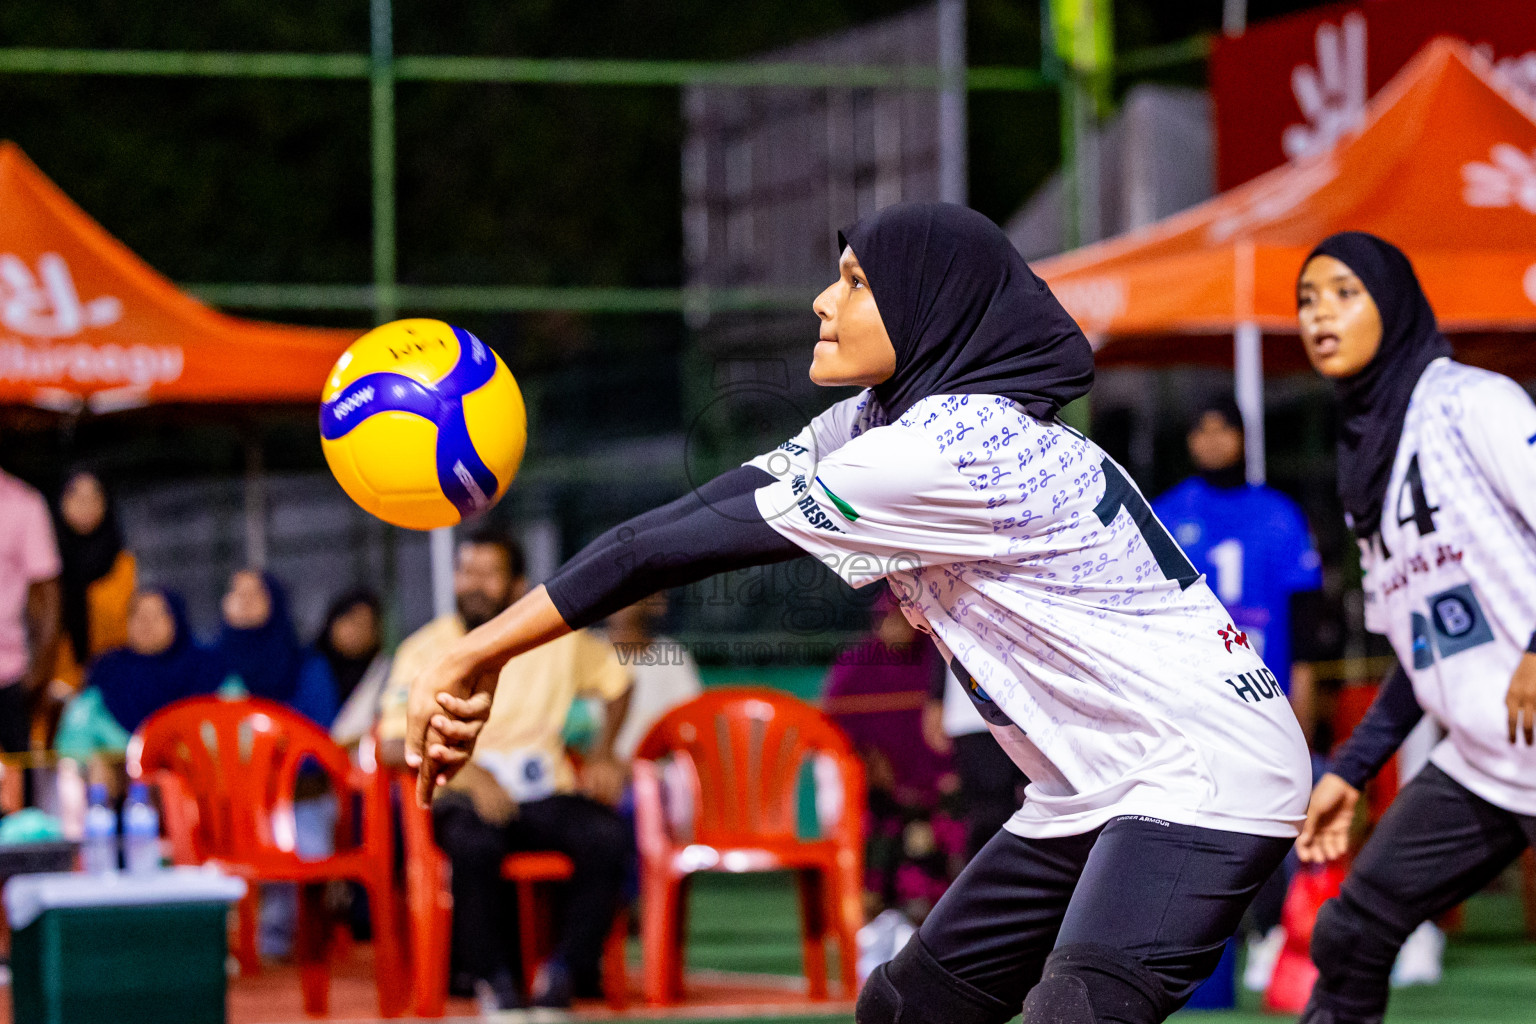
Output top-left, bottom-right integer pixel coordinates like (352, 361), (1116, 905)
(0, 252), (121, 338)
(0, 252), (184, 397)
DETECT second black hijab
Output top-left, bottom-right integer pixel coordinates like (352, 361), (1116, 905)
(56, 469), (124, 665)
(839, 203), (1093, 424)
(1302, 232), (1452, 538)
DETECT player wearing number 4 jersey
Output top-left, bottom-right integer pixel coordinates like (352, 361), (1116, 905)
(405, 204), (1310, 1024)
(1294, 233), (1536, 1024)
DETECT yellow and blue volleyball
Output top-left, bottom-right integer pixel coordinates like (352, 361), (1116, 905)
(320, 319), (526, 531)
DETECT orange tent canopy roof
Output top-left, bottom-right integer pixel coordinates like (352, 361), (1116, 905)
(0, 142), (360, 412)
(1036, 39), (1536, 355)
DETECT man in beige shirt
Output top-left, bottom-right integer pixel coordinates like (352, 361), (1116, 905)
(379, 528), (632, 1010)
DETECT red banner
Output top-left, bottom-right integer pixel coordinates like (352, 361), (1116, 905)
(1211, 0), (1536, 189)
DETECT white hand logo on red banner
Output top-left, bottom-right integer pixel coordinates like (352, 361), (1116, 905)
(1281, 13), (1368, 162)
(0, 252), (122, 338)
(1462, 144), (1536, 214)
(1476, 45), (1536, 101)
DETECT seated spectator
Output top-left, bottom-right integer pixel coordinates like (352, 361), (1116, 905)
(303, 587), (390, 748)
(55, 588), (222, 761)
(379, 528), (632, 1011)
(217, 569), (339, 959)
(51, 469), (136, 692)
(603, 592), (702, 761)
(216, 569), (337, 727)
(823, 591), (961, 922)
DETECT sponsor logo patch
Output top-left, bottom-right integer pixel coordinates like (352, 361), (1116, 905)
(1217, 623), (1251, 653)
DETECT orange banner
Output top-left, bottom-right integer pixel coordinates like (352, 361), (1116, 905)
(1037, 41), (1536, 363)
(0, 143), (360, 412)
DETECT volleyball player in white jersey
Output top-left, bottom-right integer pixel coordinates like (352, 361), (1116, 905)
(406, 204), (1310, 1024)
(1294, 232), (1536, 1024)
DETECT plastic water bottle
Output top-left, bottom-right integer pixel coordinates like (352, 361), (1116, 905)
(82, 783), (119, 874)
(122, 782), (162, 875)
(57, 758), (87, 842)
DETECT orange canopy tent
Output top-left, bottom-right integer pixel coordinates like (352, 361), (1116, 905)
(1034, 38), (1536, 480)
(0, 142), (359, 414)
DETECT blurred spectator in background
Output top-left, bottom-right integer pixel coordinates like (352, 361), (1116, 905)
(217, 569), (340, 959)
(303, 587), (389, 749)
(379, 529), (633, 1011)
(603, 592), (701, 761)
(1152, 396), (1326, 990)
(217, 569), (337, 727)
(0, 459), (60, 756)
(922, 667), (1026, 862)
(51, 469), (136, 692)
(55, 588), (222, 761)
(1153, 397), (1325, 736)
(825, 591), (961, 922)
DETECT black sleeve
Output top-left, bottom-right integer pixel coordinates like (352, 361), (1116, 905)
(560, 465), (776, 568)
(543, 466), (805, 630)
(1328, 664), (1425, 789)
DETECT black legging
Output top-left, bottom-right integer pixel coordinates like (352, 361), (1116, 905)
(953, 732), (1027, 861)
(1302, 763), (1536, 1024)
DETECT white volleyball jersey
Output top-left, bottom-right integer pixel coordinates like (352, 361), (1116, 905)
(748, 391), (1310, 839)
(1359, 358), (1536, 816)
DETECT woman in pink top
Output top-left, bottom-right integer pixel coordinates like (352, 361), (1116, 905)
(0, 466), (62, 753)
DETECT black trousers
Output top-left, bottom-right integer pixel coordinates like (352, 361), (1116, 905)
(1303, 763), (1536, 1024)
(432, 791), (630, 991)
(0, 682), (30, 754)
(919, 815), (1292, 1021)
(953, 732), (1026, 862)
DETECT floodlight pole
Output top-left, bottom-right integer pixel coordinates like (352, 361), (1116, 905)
(372, 0), (452, 619)
(938, 0), (968, 205)
(1233, 239), (1265, 485)
(244, 434), (267, 568)
(370, 0), (397, 327)
(1235, 321), (1266, 484)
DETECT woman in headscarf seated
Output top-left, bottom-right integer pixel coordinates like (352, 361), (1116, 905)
(303, 587), (391, 749)
(216, 569), (337, 727)
(54, 588), (221, 761)
(216, 569), (343, 959)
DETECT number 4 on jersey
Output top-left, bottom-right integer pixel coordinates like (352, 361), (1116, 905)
(1396, 453), (1439, 536)
(1093, 459), (1200, 590)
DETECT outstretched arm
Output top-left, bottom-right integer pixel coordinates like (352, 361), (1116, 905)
(406, 468), (803, 803)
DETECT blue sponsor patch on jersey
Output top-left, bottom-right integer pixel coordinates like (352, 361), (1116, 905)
(951, 660), (1014, 728)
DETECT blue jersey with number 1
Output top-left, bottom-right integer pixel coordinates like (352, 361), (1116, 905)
(1153, 478), (1321, 692)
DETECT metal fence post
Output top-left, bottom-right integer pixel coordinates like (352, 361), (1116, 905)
(370, 0), (397, 326)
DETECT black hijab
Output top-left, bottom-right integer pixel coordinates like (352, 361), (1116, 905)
(56, 469), (124, 664)
(1301, 232), (1452, 537)
(312, 587), (381, 704)
(215, 571), (305, 703)
(1189, 395), (1247, 491)
(93, 589), (222, 733)
(838, 203), (1094, 423)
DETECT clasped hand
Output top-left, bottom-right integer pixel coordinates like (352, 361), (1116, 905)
(405, 652), (497, 806)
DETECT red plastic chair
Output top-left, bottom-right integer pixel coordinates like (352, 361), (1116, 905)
(128, 696), (407, 1018)
(633, 687), (866, 1005)
(393, 770), (630, 1016)
(1265, 862), (1346, 1013)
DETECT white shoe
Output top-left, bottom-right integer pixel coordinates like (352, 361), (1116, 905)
(1390, 921), (1445, 988)
(1242, 925), (1285, 992)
